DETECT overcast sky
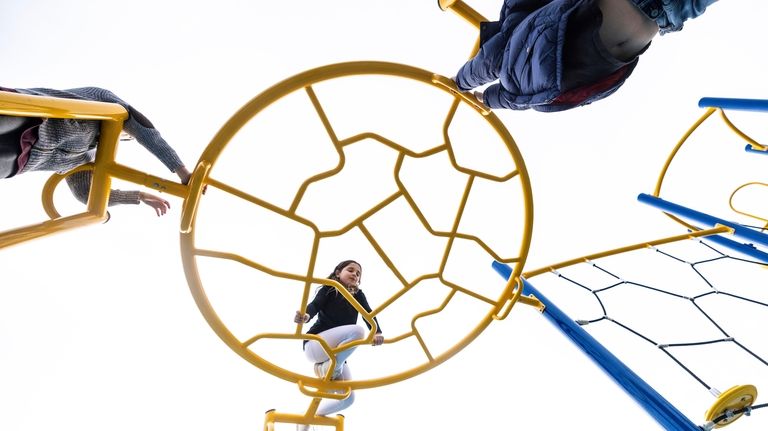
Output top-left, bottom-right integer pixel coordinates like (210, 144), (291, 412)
(3, 1), (768, 430)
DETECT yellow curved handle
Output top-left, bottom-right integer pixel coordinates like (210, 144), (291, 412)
(296, 380), (352, 400)
(492, 276), (523, 320)
(729, 182), (768, 226)
(438, 0), (486, 29)
(180, 160), (211, 234)
(431, 74), (490, 116)
(41, 164), (96, 219)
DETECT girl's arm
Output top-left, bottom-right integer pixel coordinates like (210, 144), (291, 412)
(65, 170), (170, 215)
(357, 291), (383, 334)
(305, 285), (331, 320)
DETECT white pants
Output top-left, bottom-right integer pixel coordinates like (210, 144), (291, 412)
(303, 324), (365, 415)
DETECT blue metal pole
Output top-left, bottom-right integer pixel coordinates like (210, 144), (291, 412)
(701, 231), (768, 264)
(637, 193), (768, 251)
(493, 261), (701, 431)
(744, 144), (768, 155)
(699, 97), (768, 112)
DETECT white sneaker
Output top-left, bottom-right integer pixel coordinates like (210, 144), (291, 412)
(296, 424), (314, 431)
(313, 360), (341, 379)
(313, 361), (328, 378)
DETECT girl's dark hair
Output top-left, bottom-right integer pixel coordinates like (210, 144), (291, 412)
(322, 259), (361, 294)
(328, 259), (361, 281)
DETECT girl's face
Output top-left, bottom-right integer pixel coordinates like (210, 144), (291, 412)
(336, 262), (362, 289)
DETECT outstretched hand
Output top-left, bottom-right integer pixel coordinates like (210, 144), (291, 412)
(177, 165), (207, 194)
(139, 191), (171, 216)
(294, 310), (310, 324)
(473, 90), (484, 104)
(176, 166), (192, 185)
(373, 333), (384, 346)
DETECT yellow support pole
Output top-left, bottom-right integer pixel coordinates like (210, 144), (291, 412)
(523, 225), (732, 279)
(264, 409), (344, 431)
(438, 0), (486, 28)
(438, 0), (487, 56)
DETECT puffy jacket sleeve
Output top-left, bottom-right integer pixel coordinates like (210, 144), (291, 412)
(674, 0), (718, 21)
(660, 0), (720, 33)
(455, 0), (554, 92)
(482, 83), (532, 110)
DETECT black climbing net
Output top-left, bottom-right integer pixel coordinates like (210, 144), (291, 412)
(530, 235), (768, 428)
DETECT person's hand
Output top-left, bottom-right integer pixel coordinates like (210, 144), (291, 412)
(294, 310), (310, 324)
(176, 166), (192, 185)
(473, 90), (484, 104)
(139, 191), (170, 216)
(177, 166), (207, 194)
(373, 333), (384, 346)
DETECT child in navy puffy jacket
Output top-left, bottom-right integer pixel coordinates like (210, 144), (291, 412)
(450, 0), (719, 112)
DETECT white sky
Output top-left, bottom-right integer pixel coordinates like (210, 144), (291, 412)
(3, 1), (768, 430)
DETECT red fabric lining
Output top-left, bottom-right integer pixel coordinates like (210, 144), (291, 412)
(552, 66), (629, 106)
(17, 123), (40, 173)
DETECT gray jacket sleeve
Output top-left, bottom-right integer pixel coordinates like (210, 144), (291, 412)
(23, 86), (186, 173)
(78, 87), (185, 173)
(65, 170), (141, 207)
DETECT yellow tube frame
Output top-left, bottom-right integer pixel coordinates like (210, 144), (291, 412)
(439, 0), (485, 55)
(523, 225), (732, 279)
(652, 107), (768, 230)
(176, 60), (533, 430)
(0, 50), (532, 431)
(180, 60), (533, 388)
(728, 182), (768, 230)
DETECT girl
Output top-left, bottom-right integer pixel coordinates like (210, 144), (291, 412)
(293, 260), (384, 425)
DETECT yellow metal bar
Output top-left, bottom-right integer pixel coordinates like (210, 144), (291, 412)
(432, 74), (489, 114)
(85, 118), (122, 217)
(523, 226), (732, 279)
(108, 163), (188, 198)
(179, 61), (533, 394)
(653, 107), (717, 197)
(264, 410), (344, 431)
(719, 110), (767, 151)
(289, 85), (345, 213)
(179, 160), (211, 234)
(438, 0), (485, 55)
(651, 105), (768, 232)
(0, 213), (104, 250)
(297, 380), (352, 400)
(40, 151), (185, 221)
(296, 235), (322, 338)
(493, 276), (531, 318)
(41, 165), (95, 219)
(729, 182), (768, 228)
(410, 290), (457, 362)
(0, 91), (128, 120)
(438, 0), (486, 29)
(517, 294), (545, 311)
